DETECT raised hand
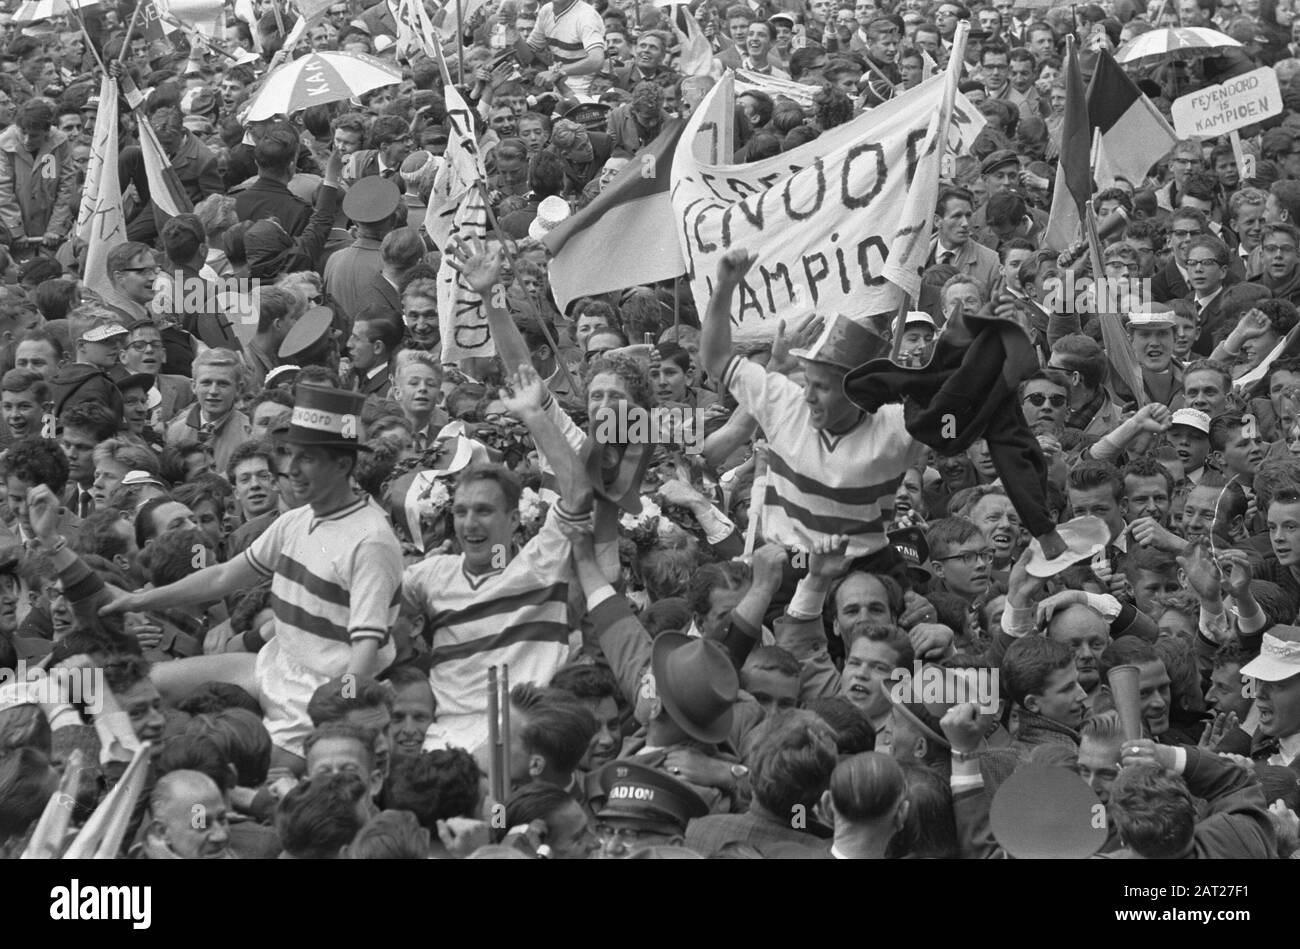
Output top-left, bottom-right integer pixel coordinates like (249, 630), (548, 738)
(715, 248), (757, 286)
(446, 237), (505, 297)
(1177, 541), (1223, 602)
(26, 485), (63, 541)
(939, 702), (984, 755)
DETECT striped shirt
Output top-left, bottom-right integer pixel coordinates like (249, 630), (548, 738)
(526, 0), (605, 96)
(245, 496), (402, 673)
(724, 355), (923, 557)
(404, 505), (581, 752)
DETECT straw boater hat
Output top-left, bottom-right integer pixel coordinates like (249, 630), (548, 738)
(529, 195), (573, 241)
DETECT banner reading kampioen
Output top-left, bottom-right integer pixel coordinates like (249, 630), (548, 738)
(671, 72), (984, 341)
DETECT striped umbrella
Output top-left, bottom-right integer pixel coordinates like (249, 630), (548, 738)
(1114, 27), (1242, 68)
(244, 51), (402, 121)
(13, 0), (99, 23)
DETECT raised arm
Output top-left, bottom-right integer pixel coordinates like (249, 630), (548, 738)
(501, 362), (592, 513)
(700, 249), (757, 384)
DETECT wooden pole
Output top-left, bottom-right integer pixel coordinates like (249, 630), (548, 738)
(486, 665), (501, 805)
(67, 3), (108, 73)
(120, 0), (146, 64)
(454, 0), (466, 83)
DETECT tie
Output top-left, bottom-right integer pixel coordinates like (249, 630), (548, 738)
(79, 490), (93, 518)
(381, 168), (395, 180)
(940, 251), (955, 266)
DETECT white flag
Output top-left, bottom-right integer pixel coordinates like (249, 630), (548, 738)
(424, 84), (485, 252)
(76, 77), (126, 302)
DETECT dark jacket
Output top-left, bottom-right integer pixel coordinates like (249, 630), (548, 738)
(844, 311), (1055, 538)
(234, 176), (313, 237)
(50, 363), (125, 420)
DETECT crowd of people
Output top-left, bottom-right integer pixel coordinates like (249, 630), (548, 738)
(0, 0), (1298, 861)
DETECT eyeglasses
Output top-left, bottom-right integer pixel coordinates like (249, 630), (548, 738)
(1186, 257), (1223, 269)
(1263, 243), (1298, 255)
(1024, 392), (1067, 407)
(1169, 228), (1200, 238)
(127, 340), (165, 352)
(118, 265), (160, 276)
(937, 548), (995, 566)
(236, 471), (275, 485)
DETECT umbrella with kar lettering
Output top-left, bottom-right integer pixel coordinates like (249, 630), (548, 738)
(1114, 26), (1242, 69)
(243, 50), (402, 121)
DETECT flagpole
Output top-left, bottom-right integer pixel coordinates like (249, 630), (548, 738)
(891, 19), (968, 361)
(120, 0), (146, 64)
(454, 0), (466, 82)
(67, 3), (108, 73)
(673, 278), (680, 342)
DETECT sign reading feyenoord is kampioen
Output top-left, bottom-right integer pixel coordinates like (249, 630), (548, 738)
(1172, 66), (1282, 138)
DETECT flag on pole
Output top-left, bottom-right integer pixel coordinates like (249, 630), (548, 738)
(1044, 37), (1091, 253)
(76, 76), (126, 302)
(424, 83), (485, 252)
(882, 24), (970, 302)
(138, 117), (195, 221)
(139, 0), (171, 45)
(543, 120), (687, 313)
(429, 84), (495, 362)
(1088, 48), (1177, 191)
(677, 9), (714, 77)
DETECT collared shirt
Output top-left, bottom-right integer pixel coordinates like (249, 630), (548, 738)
(1270, 731), (1300, 767)
(1194, 286), (1223, 312)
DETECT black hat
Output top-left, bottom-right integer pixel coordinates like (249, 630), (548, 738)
(980, 149), (1019, 176)
(594, 760), (709, 830)
(114, 372), (155, 395)
(564, 101), (611, 132)
(278, 306), (335, 361)
(280, 384), (369, 450)
(342, 175), (401, 225)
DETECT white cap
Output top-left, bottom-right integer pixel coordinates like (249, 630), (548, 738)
(892, 310), (936, 332)
(1127, 311), (1175, 328)
(1169, 408), (1211, 434)
(1240, 627), (1300, 682)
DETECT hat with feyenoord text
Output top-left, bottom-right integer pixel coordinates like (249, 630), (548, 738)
(281, 384), (369, 450)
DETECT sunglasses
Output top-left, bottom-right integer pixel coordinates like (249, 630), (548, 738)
(1025, 392), (1067, 408)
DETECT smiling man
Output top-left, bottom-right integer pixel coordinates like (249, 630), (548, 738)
(164, 348), (251, 474)
(701, 249), (924, 559)
(402, 363), (593, 754)
(0, 368), (48, 445)
(105, 385), (403, 774)
(1122, 311), (1183, 408)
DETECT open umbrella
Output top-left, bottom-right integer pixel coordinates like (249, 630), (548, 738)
(1114, 27), (1242, 68)
(244, 50), (402, 121)
(13, 0), (99, 23)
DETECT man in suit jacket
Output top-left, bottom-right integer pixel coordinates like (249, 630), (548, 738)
(1153, 207), (1214, 303)
(347, 308), (403, 400)
(928, 187), (1002, 300)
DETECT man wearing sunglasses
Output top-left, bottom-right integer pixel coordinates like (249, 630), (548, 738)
(1019, 369), (1070, 434)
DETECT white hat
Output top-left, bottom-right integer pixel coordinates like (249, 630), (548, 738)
(528, 196), (572, 241)
(81, 320), (128, 343)
(1240, 627), (1300, 682)
(1127, 311), (1175, 328)
(1169, 408), (1211, 434)
(121, 470), (166, 488)
(892, 310), (936, 333)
